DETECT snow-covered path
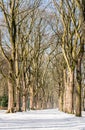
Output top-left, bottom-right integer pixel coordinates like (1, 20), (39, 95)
(0, 109), (85, 130)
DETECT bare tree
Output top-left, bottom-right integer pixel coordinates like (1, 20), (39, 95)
(0, 0), (41, 113)
(53, 0), (84, 116)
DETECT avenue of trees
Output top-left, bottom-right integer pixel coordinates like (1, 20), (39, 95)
(0, 0), (85, 117)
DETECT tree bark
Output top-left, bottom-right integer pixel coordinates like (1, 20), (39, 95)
(22, 80), (27, 111)
(59, 90), (63, 111)
(16, 87), (22, 112)
(65, 70), (74, 114)
(63, 69), (66, 112)
(75, 59), (82, 116)
(29, 86), (34, 110)
(58, 82), (63, 111)
(22, 95), (26, 111)
(7, 76), (14, 113)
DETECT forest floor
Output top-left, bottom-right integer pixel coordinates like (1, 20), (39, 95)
(0, 109), (85, 130)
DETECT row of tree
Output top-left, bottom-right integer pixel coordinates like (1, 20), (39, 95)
(53, 0), (85, 117)
(0, 0), (59, 113)
(0, 0), (85, 117)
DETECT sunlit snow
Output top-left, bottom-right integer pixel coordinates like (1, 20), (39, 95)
(0, 109), (85, 130)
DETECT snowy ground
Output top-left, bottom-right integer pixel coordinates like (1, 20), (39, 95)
(0, 109), (85, 130)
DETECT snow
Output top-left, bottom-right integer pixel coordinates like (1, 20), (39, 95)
(0, 109), (85, 130)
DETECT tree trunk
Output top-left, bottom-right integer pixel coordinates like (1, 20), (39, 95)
(22, 79), (27, 111)
(82, 88), (84, 111)
(7, 77), (14, 113)
(29, 86), (34, 110)
(16, 89), (19, 111)
(16, 88), (22, 112)
(63, 69), (66, 112)
(22, 95), (26, 111)
(59, 91), (63, 111)
(7, 60), (15, 113)
(16, 74), (22, 111)
(75, 59), (82, 117)
(58, 82), (63, 111)
(65, 70), (74, 114)
(15, 40), (21, 111)
(33, 94), (38, 110)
